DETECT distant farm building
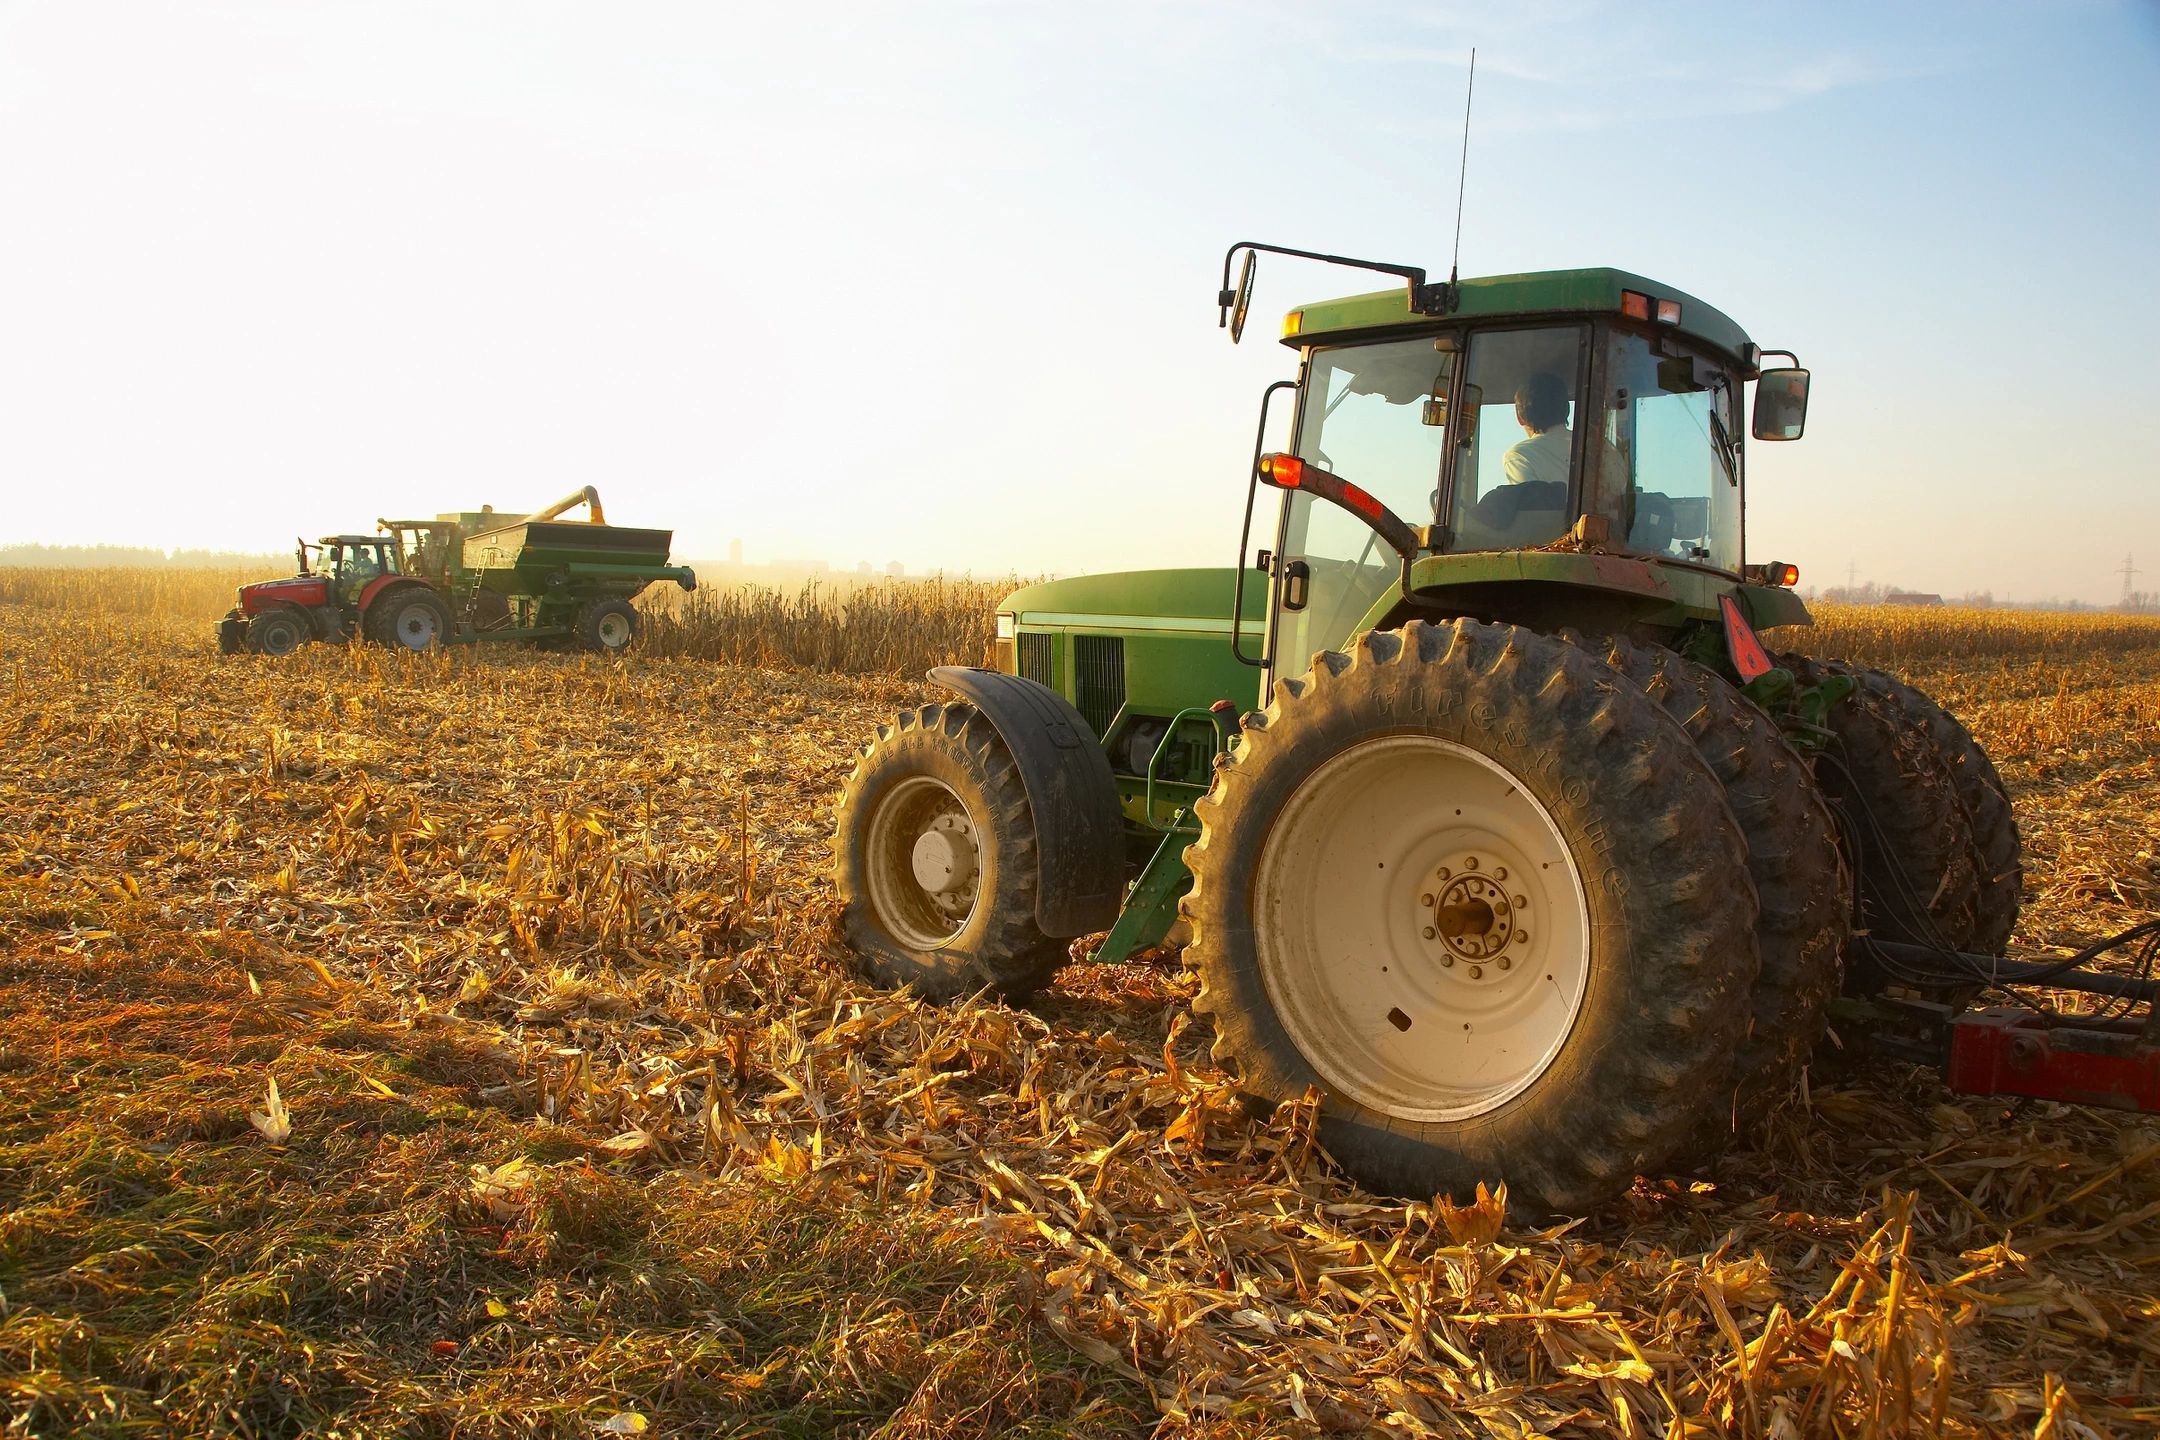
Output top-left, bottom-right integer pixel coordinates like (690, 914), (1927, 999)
(1885, 591), (1945, 606)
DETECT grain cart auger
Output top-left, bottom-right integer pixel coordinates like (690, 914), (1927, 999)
(216, 486), (695, 656)
(833, 245), (2156, 1214)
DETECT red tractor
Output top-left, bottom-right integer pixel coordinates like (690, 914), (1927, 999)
(218, 534), (450, 656)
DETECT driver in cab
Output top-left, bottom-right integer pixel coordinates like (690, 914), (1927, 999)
(1502, 372), (1572, 487)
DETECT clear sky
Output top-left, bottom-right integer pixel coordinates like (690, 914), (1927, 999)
(2, 2), (2154, 603)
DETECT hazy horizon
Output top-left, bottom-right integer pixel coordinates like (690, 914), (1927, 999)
(3, 2), (2154, 605)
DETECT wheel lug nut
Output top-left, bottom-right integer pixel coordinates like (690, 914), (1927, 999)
(1420, 893), (1434, 907)
(1515, 931), (1529, 944)
(1498, 956), (1511, 970)
(1436, 867), (1450, 880)
(1464, 857), (1478, 870)
(1440, 955), (1454, 968)
(1493, 867), (1507, 881)
(1468, 965), (1483, 979)
(1422, 927), (1436, 940)
(1514, 894), (1527, 908)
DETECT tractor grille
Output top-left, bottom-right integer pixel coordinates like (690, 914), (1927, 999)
(1072, 635), (1126, 741)
(1017, 631), (1055, 689)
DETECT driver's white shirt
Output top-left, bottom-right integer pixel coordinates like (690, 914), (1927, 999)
(1502, 426), (1572, 487)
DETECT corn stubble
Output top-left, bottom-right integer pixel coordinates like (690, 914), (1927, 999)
(3, 570), (2159, 1438)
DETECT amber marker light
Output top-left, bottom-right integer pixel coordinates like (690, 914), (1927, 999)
(1281, 310), (1304, 339)
(1257, 453), (1306, 488)
(1620, 290), (1652, 321)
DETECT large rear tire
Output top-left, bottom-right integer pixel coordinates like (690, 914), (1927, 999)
(1183, 621), (1760, 1214)
(1783, 655), (1981, 958)
(1572, 636), (1850, 1122)
(244, 607), (309, 657)
(1844, 667), (2020, 955)
(834, 702), (1069, 1002)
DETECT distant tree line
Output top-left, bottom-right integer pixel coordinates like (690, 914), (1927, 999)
(0, 543), (281, 569)
(1810, 579), (2142, 613)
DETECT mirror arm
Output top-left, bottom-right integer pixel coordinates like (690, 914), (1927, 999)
(1219, 241), (1458, 327)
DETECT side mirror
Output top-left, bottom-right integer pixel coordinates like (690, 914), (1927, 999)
(1221, 250), (1257, 343)
(1752, 367), (1810, 441)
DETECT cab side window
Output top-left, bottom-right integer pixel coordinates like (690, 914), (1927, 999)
(1599, 333), (1742, 571)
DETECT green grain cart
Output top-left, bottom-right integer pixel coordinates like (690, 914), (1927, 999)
(832, 247), (2025, 1214)
(220, 486), (696, 656)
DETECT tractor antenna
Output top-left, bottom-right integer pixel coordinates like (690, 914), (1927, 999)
(1447, 48), (1477, 300)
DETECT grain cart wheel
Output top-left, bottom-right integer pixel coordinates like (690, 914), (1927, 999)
(834, 702), (1067, 1001)
(1183, 620), (1760, 1214)
(1570, 635), (1850, 1122)
(377, 588), (451, 653)
(1783, 655), (1981, 955)
(244, 607), (309, 657)
(576, 597), (640, 654)
(1844, 667), (2020, 955)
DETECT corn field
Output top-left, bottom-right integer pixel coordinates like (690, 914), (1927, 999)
(2, 569), (2158, 1438)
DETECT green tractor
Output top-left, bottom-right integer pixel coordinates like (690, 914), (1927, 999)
(832, 246), (2021, 1213)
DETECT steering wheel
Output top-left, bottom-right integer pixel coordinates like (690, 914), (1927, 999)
(1630, 492), (1675, 555)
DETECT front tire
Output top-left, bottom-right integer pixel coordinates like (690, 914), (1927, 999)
(1183, 621), (1760, 1214)
(834, 702), (1069, 1001)
(244, 607), (309, 657)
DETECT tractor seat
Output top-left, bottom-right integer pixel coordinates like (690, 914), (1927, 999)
(1457, 480), (1569, 551)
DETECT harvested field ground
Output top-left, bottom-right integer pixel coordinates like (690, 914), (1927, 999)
(3, 574), (2158, 1438)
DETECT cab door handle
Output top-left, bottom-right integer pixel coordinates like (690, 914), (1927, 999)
(1281, 559), (1311, 612)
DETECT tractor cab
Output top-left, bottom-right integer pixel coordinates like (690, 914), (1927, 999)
(1253, 265), (1811, 665)
(316, 536), (401, 605)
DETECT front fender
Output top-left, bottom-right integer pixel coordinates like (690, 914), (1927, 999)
(927, 666), (1125, 937)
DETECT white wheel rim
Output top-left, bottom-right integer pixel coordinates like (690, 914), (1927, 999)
(396, 606), (439, 648)
(597, 611), (632, 648)
(863, 776), (981, 949)
(1253, 734), (1591, 1123)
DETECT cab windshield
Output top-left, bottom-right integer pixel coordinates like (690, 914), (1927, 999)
(1274, 337), (1453, 659)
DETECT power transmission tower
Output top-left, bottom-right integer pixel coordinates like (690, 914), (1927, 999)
(2122, 554), (2140, 607)
(1846, 561), (1858, 595)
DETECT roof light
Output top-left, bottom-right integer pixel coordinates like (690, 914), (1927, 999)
(1257, 453), (1305, 488)
(1620, 290), (1652, 321)
(1655, 298), (1683, 325)
(1772, 562), (1799, 588)
(1281, 310), (1304, 339)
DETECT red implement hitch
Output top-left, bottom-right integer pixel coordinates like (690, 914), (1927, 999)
(1946, 1007), (2160, 1113)
(1852, 928), (2160, 1116)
